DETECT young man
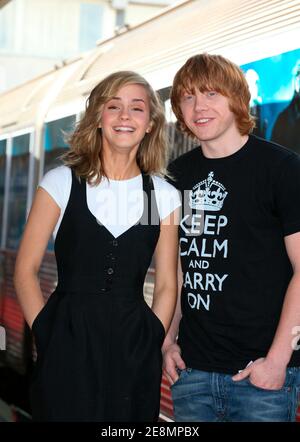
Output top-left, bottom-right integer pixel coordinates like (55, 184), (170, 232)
(163, 53), (300, 422)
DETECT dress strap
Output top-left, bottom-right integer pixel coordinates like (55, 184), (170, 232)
(68, 168), (86, 203)
(141, 173), (160, 227)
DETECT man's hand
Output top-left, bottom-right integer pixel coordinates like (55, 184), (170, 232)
(162, 342), (186, 385)
(232, 357), (287, 390)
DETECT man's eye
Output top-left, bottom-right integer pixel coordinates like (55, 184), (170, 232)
(207, 91), (217, 97)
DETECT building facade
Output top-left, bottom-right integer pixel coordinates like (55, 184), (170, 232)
(0, 0), (175, 92)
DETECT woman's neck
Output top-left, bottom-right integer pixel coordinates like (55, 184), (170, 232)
(102, 148), (140, 180)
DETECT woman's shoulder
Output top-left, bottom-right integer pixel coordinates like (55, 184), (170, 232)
(151, 175), (180, 195)
(151, 175), (181, 220)
(41, 165), (71, 183)
(39, 165), (72, 209)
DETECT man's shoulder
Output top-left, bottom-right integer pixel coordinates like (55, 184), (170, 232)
(167, 147), (200, 188)
(169, 146), (200, 170)
(250, 134), (300, 164)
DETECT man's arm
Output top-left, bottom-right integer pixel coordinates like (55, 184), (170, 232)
(233, 231), (300, 389)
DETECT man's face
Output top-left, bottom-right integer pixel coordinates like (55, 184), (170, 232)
(179, 89), (238, 144)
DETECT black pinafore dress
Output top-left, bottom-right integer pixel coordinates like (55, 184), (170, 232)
(30, 170), (165, 421)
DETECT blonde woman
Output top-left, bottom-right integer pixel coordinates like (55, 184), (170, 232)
(14, 71), (180, 421)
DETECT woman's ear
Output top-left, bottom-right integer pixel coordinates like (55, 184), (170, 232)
(146, 123), (153, 133)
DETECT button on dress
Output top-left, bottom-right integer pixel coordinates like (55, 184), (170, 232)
(30, 170), (165, 421)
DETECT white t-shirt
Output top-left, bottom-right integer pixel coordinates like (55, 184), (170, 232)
(39, 166), (181, 239)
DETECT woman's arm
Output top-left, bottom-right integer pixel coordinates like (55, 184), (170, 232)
(14, 188), (60, 329)
(163, 255), (183, 346)
(162, 257), (186, 384)
(151, 207), (180, 333)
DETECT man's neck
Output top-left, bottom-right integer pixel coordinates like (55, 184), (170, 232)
(200, 134), (249, 159)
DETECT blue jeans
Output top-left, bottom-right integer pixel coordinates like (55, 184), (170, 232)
(171, 367), (300, 422)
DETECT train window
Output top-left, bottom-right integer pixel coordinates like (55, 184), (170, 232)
(43, 115), (76, 174)
(157, 87), (171, 104)
(0, 139), (6, 243)
(43, 116), (75, 251)
(6, 134), (30, 250)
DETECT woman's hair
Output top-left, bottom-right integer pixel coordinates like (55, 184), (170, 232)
(62, 71), (168, 184)
(170, 53), (255, 138)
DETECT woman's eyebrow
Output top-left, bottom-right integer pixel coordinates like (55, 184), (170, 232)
(110, 97), (145, 103)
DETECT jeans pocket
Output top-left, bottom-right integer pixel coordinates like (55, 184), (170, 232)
(245, 377), (285, 392)
(170, 368), (191, 389)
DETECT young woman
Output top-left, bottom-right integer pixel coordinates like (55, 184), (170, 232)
(14, 71), (180, 422)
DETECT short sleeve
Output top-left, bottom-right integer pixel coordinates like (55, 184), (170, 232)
(39, 165), (71, 210)
(152, 176), (181, 221)
(274, 154), (300, 236)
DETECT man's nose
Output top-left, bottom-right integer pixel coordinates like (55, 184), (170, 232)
(194, 94), (208, 112)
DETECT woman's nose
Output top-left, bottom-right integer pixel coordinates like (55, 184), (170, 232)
(120, 107), (130, 119)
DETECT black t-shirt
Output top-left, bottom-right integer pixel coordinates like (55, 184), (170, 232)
(168, 134), (300, 374)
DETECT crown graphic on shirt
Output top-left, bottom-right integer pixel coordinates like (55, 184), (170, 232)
(189, 171), (228, 211)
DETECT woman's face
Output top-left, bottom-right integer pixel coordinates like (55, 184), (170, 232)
(100, 83), (152, 153)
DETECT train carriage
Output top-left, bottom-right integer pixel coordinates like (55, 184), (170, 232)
(0, 0), (300, 421)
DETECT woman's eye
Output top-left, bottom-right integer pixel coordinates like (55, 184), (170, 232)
(133, 107), (143, 112)
(107, 105), (119, 110)
(207, 91), (217, 97)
